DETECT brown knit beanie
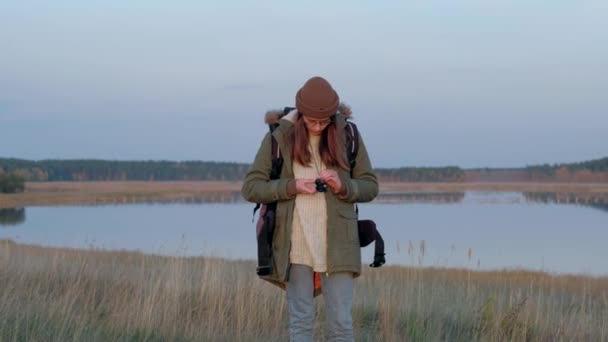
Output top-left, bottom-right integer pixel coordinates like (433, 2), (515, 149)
(295, 76), (340, 119)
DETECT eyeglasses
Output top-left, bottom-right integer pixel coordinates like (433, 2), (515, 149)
(302, 116), (332, 128)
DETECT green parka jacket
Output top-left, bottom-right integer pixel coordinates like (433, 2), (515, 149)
(241, 106), (378, 286)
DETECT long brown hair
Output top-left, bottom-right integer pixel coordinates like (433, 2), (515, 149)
(290, 112), (350, 171)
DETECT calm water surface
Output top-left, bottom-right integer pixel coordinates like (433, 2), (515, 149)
(1, 191), (606, 276)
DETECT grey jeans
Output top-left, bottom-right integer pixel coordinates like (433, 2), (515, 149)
(286, 264), (354, 342)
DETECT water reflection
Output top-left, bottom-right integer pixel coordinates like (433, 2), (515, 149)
(523, 192), (608, 213)
(91, 191), (244, 205)
(374, 191), (608, 213)
(0, 208), (26, 227)
(374, 192), (465, 204)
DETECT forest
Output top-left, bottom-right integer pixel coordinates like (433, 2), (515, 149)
(1, 156), (606, 185)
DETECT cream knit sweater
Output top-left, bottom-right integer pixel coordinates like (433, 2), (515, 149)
(289, 133), (328, 272)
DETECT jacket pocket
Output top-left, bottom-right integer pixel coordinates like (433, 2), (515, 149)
(337, 206), (358, 243)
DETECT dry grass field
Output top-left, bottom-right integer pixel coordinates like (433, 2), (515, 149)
(1, 181), (608, 208)
(1, 240), (606, 341)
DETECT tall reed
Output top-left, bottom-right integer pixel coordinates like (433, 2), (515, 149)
(1, 240), (606, 341)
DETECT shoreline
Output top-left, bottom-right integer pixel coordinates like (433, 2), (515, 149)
(2, 239), (607, 281)
(1, 180), (608, 208)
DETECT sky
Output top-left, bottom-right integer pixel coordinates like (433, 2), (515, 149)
(1, 0), (607, 168)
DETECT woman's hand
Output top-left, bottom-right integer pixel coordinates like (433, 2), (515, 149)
(295, 178), (317, 194)
(319, 169), (343, 194)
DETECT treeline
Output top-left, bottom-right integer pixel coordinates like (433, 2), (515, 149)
(0, 158), (250, 182)
(525, 156), (608, 179)
(560, 156), (608, 172)
(375, 166), (465, 182)
(2, 156), (605, 183)
(0, 158), (465, 182)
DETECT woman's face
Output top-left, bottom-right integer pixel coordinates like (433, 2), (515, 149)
(302, 115), (332, 136)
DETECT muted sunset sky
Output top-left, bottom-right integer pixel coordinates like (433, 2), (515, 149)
(1, 1), (606, 168)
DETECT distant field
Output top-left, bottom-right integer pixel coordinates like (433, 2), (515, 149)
(1, 181), (608, 208)
(1, 240), (606, 341)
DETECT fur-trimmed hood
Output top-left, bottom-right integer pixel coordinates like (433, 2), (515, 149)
(264, 103), (353, 125)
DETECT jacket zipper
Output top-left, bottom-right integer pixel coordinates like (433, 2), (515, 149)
(284, 228), (292, 281)
(325, 192), (332, 278)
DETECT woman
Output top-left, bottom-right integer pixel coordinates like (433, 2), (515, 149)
(241, 76), (378, 341)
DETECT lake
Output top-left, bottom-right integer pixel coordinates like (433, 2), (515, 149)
(1, 191), (607, 276)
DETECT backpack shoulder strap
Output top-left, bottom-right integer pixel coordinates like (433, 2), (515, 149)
(267, 106), (293, 180)
(270, 134), (282, 180)
(252, 126), (283, 220)
(345, 121), (359, 177)
(345, 120), (360, 215)
(268, 107), (295, 179)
